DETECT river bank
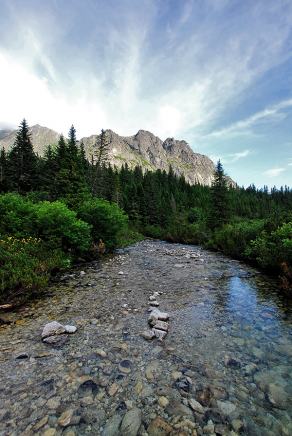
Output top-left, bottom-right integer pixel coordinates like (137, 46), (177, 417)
(0, 240), (291, 435)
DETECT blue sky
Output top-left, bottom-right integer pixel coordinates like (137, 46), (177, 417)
(0, 0), (291, 187)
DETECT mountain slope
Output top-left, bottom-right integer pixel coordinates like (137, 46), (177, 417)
(81, 129), (217, 186)
(0, 125), (233, 186)
(0, 124), (60, 155)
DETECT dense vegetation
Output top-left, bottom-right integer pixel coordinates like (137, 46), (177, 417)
(0, 119), (291, 302)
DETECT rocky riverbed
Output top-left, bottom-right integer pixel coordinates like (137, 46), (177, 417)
(0, 240), (291, 435)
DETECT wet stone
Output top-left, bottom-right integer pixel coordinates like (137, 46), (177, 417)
(118, 359), (132, 374)
(120, 407), (142, 436)
(147, 416), (173, 435)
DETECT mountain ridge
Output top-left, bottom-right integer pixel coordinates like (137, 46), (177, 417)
(0, 124), (233, 186)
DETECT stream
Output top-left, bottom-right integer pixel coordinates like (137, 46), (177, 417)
(0, 240), (291, 435)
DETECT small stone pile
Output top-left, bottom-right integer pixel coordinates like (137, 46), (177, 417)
(41, 321), (77, 345)
(141, 292), (170, 341)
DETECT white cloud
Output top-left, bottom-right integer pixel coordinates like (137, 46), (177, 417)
(206, 99), (292, 139)
(0, 0), (292, 142)
(263, 167), (286, 177)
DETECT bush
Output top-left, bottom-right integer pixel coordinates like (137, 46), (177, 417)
(207, 219), (266, 258)
(0, 236), (69, 303)
(246, 221), (292, 271)
(0, 193), (92, 255)
(34, 201), (92, 254)
(0, 193), (36, 237)
(77, 197), (128, 250)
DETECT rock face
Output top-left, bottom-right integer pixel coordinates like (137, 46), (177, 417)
(81, 129), (218, 186)
(0, 125), (234, 186)
(0, 124), (60, 155)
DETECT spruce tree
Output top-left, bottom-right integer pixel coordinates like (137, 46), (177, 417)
(8, 119), (38, 193)
(208, 160), (230, 229)
(0, 147), (9, 192)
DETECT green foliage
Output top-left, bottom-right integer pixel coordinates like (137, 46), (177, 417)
(246, 221), (292, 271)
(77, 197), (128, 249)
(0, 193), (91, 254)
(34, 201), (92, 254)
(0, 236), (69, 303)
(208, 219), (266, 258)
(7, 119), (38, 193)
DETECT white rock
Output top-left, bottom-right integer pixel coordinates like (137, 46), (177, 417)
(153, 328), (167, 341)
(42, 321), (66, 339)
(148, 309), (169, 326)
(153, 320), (169, 331)
(149, 295), (156, 301)
(64, 325), (77, 334)
(148, 301), (159, 307)
(80, 271), (86, 276)
(174, 264), (184, 268)
(141, 330), (155, 340)
(118, 271), (124, 275)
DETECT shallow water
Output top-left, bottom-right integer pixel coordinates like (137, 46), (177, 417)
(0, 240), (291, 435)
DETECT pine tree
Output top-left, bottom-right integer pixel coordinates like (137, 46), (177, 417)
(208, 160), (230, 229)
(8, 119), (38, 193)
(0, 147), (9, 192)
(94, 129), (110, 167)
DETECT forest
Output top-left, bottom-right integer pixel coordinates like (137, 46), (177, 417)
(0, 119), (291, 303)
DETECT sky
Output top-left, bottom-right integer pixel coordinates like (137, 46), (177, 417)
(0, 0), (291, 188)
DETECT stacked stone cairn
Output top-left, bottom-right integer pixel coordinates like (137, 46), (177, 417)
(141, 292), (170, 341)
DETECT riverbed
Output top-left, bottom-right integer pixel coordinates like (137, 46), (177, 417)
(0, 240), (291, 435)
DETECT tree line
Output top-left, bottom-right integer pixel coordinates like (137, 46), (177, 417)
(0, 119), (291, 302)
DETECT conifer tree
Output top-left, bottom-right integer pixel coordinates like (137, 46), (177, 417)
(208, 160), (230, 229)
(0, 147), (9, 192)
(94, 129), (110, 167)
(8, 119), (38, 193)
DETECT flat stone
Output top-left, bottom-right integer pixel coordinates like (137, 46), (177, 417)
(188, 398), (204, 414)
(148, 416), (173, 435)
(217, 400), (236, 416)
(153, 320), (169, 331)
(267, 383), (288, 409)
(33, 415), (48, 431)
(153, 328), (167, 341)
(120, 407), (142, 436)
(58, 409), (80, 427)
(165, 400), (193, 417)
(102, 414), (123, 436)
(148, 309), (169, 326)
(46, 397), (61, 410)
(171, 371), (183, 381)
(141, 329), (156, 340)
(43, 335), (69, 346)
(42, 321), (66, 339)
(174, 264), (184, 268)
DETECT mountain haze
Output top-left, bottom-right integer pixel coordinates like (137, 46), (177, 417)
(0, 125), (229, 186)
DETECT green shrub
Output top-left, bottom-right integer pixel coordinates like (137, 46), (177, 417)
(0, 193), (36, 237)
(246, 221), (292, 271)
(77, 197), (128, 250)
(34, 201), (92, 254)
(0, 193), (92, 255)
(208, 219), (266, 258)
(0, 236), (69, 303)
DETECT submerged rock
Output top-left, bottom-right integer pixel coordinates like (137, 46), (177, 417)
(120, 407), (142, 436)
(148, 309), (169, 326)
(147, 416), (173, 435)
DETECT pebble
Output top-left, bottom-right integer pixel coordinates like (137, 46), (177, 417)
(153, 328), (167, 341)
(96, 348), (107, 358)
(120, 407), (142, 436)
(42, 321), (66, 338)
(141, 329), (156, 340)
(102, 414), (123, 436)
(188, 398), (204, 414)
(158, 396), (169, 408)
(147, 416), (173, 435)
(118, 359), (132, 374)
